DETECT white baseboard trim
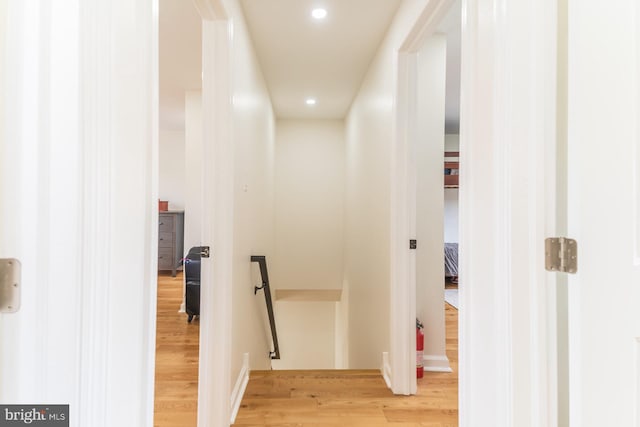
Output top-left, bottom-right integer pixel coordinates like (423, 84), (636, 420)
(229, 353), (250, 424)
(423, 354), (452, 372)
(382, 352), (392, 388)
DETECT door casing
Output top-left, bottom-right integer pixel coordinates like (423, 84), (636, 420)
(392, 0), (559, 425)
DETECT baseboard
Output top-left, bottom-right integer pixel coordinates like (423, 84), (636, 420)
(423, 354), (452, 372)
(229, 353), (250, 424)
(382, 352), (392, 388)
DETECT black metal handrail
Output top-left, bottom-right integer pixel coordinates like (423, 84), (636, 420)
(250, 255), (280, 360)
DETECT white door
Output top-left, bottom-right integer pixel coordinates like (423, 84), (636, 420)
(0, 0), (84, 407)
(0, 2), (158, 426)
(566, 0), (640, 424)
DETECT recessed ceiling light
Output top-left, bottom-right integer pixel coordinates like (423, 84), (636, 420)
(305, 98), (317, 106)
(311, 8), (327, 20)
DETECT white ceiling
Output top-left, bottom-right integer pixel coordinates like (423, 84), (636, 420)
(239, 0), (402, 119)
(159, 0), (461, 130)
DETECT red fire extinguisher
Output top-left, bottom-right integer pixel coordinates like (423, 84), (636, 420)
(417, 319), (424, 379)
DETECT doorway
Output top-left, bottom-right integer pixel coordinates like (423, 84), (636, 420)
(154, 1), (203, 425)
(408, 4), (461, 417)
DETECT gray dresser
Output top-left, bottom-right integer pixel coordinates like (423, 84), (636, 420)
(158, 211), (184, 277)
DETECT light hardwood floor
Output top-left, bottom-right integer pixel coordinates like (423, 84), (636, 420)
(154, 272), (199, 427)
(153, 272), (459, 427)
(233, 301), (459, 426)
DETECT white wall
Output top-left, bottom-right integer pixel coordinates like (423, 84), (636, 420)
(445, 133), (459, 152)
(334, 281), (349, 369)
(269, 119), (345, 370)
(273, 119), (345, 291)
(159, 129), (185, 210)
(415, 34), (449, 370)
(444, 190), (459, 242)
(226, 0), (277, 383)
(271, 302), (336, 369)
(344, 79), (391, 368)
(344, 1), (428, 369)
(184, 91), (202, 254)
(444, 134), (459, 243)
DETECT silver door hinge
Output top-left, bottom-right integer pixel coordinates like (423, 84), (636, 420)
(545, 237), (577, 274)
(0, 258), (21, 313)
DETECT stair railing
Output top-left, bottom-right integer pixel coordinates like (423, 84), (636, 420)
(250, 255), (280, 360)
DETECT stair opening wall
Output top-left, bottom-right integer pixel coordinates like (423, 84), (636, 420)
(271, 119), (346, 369)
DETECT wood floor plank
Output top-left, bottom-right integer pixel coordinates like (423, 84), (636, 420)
(382, 408), (459, 423)
(154, 272), (199, 427)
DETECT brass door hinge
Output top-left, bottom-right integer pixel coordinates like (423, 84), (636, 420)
(0, 258), (21, 313)
(545, 237), (577, 274)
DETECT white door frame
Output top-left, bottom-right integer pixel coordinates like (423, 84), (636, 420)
(391, 0), (560, 425)
(390, 0), (456, 396)
(192, 1), (235, 426)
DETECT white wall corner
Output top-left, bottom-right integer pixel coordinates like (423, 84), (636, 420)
(229, 353), (250, 425)
(423, 354), (452, 373)
(382, 352), (392, 389)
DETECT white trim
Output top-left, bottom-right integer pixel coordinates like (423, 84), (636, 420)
(382, 352), (392, 389)
(195, 5), (232, 427)
(193, 0), (228, 21)
(78, 1), (159, 425)
(400, 0), (456, 53)
(140, 0), (160, 424)
(393, 0), (558, 425)
(229, 353), (250, 425)
(423, 355), (452, 373)
(390, 50), (417, 396)
(76, 0), (159, 424)
(78, 1), (114, 422)
(457, 0), (557, 426)
(634, 0), (640, 266)
(635, 337), (640, 427)
(391, 0), (452, 398)
(198, 15), (234, 427)
(0, 0), (57, 403)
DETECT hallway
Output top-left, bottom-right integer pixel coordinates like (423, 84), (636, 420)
(151, 270), (457, 426)
(233, 303), (458, 426)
